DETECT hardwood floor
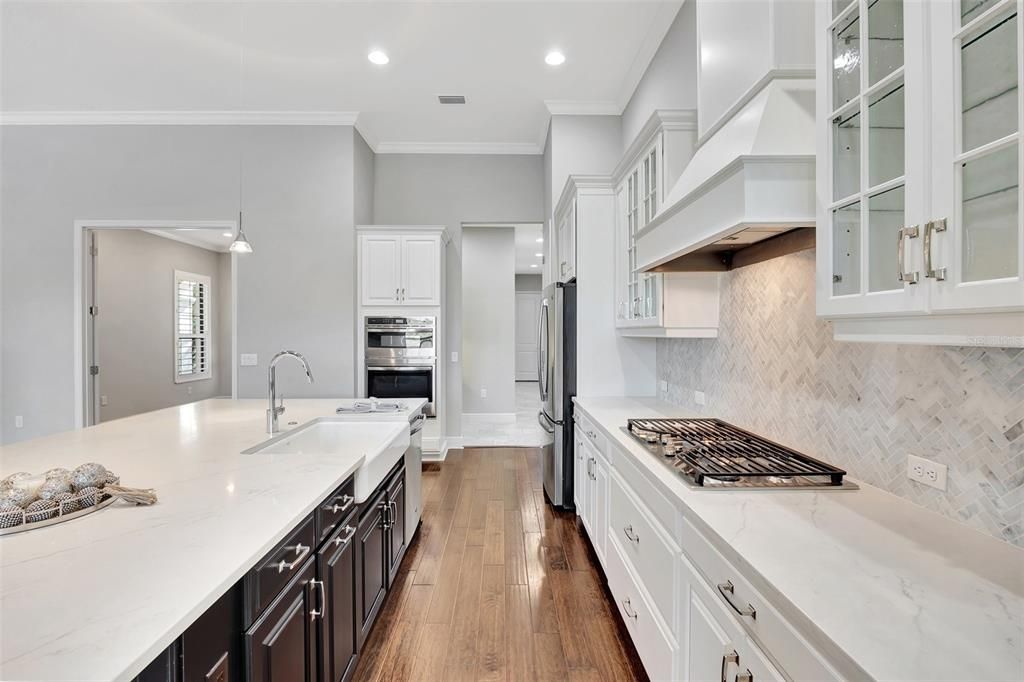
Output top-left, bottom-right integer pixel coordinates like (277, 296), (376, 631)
(352, 447), (647, 682)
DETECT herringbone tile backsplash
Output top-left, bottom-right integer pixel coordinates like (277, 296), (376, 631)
(656, 250), (1024, 546)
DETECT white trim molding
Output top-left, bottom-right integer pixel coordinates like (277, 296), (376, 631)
(0, 110), (359, 126)
(373, 141), (543, 155)
(613, 108), (698, 182)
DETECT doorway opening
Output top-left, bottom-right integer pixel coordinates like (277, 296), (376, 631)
(75, 221), (238, 427)
(460, 223), (548, 447)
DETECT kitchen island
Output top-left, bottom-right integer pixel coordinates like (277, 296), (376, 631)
(0, 398), (422, 681)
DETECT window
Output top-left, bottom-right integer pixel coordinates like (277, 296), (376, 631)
(174, 270), (211, 383)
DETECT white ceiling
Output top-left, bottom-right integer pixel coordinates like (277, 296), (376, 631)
(0, 0), (683, 153)
(143, 228), (236, 253)
(514, 223), (544, 273)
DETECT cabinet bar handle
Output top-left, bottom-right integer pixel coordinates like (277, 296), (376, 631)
(721, 650), (739, 682)
(897, 225), (920, 284)
(736, 670), (753, 682)
(717, 580), (757, 620)
(924, 218), (947, 281)
(309, 579), (327, 621)
(401, 287), (405, 300)
(621, 598), (638, 621)
(623, 524), (640, 544)
(274, 543), (310, 574)
(333, 524), (356, 547)
(324, 494), (354, 515)
(395, 288), (400, 301)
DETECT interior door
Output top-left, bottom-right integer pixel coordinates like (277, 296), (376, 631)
(400, 236), (440, 305)
(361, 236), (401, 306)
(515, 292), (541, 381)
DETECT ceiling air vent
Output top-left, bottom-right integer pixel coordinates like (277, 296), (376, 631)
(438, 95), (467, 105)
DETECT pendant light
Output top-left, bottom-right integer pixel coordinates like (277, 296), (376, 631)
(230, 6), (254, 255)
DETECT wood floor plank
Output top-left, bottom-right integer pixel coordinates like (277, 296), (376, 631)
(572, 568), (637, 681)
(408, 623), (451, 682)
(352, 567), (418, 680)
(412, 506), (455, 585)
(476, 564), (506, 681)
(482, 500), (505, 565)
(523, 532), (560, 634)
(465, 486), (489, 547)
(442, 545), (485, 681)
(549, 568), (596, 673)
(557, 514), (592, 572)
(504, 584), (536, 682)
(533, 489), (561, 548)
(503, 510), (528, 585)
(424, 524), (469, 623)
(533, 632), (569, 682)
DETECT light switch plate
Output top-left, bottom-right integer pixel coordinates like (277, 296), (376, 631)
(907, 454), (948, 491)
(694, 390), (707, 406)
(240, 353), (258, 366)
(451, 351), (459, 363)
(100, 395), (108, 407)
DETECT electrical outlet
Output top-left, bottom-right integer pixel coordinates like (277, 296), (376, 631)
(100, 395), (108, 407)
(694, 390), (706, 406)
(451, 351), (459, 363)
(240, 353), (258, 366)
(907, 455), (948, 491)
(14, 416), (23, 429)
(659, 380), (668, 393)
(480, 388), (487, 399)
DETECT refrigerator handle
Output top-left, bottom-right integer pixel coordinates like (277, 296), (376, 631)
(537, 410), (555, 434)
(537, 298), (550, 402)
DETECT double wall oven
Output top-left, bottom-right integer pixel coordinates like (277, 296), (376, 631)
(365, 316), (436, 417)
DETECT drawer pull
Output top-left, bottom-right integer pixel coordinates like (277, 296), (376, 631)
(586, 429), (597, 439)
(623, 525), (639, 544)
(324, 494), (354, 515)
(721, 650), (739, 682)
(274, 543), (310, 574)
(717, 580), (757, 620)
(620, 598), (638, 621)
(333, 524), (356, 547)
(308, 578), (326, 621)
(736, 669), (753, 682)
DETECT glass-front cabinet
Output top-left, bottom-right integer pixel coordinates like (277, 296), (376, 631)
(816, 0), (1023, 342)
(617, 137), (663, 326)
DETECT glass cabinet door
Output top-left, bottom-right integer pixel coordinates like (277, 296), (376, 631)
(929, 0), (1023, 312)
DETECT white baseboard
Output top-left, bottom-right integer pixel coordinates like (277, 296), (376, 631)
(423, 436), (461, 463)
(462, 412), (517, 424)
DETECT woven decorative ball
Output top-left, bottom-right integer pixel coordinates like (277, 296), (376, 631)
(51, 492), (79, 514)
(24, 499), (57, 523)
(44, 467), (71, 481)
(0, 487), (35, 510)
(103, 472), (119, 486)
(2, 472), (32, 487)
(71, 463), (109, 492)
(37, 478), (73, 501)
(76, 486), (101, 508)
(0, 505), (23, 529)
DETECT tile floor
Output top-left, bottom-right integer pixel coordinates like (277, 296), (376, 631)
(461, 382), (552, 448)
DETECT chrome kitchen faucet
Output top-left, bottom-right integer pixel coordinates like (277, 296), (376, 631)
(267, 350), (314, 434)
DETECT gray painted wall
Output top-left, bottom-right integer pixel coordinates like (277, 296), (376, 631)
(620, 0), (698, 149)
(515, 274), (542, 292)
(372, 154), (544, 437)
(547, 115), (622, 209)
(462, 227), (516, 415)
(0, 124), (361, 443)
(95, 229), (230, 422)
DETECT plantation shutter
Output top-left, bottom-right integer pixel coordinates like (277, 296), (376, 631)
(174, 270), (212, 382)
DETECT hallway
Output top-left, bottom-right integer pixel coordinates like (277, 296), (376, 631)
(461, 382), (552, 448)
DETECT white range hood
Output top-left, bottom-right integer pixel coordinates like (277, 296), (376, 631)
(637, 78), (817, 272)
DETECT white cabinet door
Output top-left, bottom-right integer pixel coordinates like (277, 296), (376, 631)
(400, 235), (441, 306)
(361, 235), (402, 306)
(592, 451), (609, 566)
(685, 585), (739, 682)
(928, 0), (1023, 313)
(565, 199), (577, 280)
(574, 428), (587, 515)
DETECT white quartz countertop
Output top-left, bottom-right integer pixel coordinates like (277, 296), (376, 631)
(574, 396), (1024, 682)
(0, 398), (411, 682)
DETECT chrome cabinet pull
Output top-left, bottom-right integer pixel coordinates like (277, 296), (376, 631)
(380, 500), (390, 529)
(623, 525), (639, 544)
(395, 287), (400, 301)
(586, 429), (597, 439)
(274, 543), (310, 574)
(324, 494), (354, 515)
(924, 218), (947, 281)
(621, 598), (638, 621)
(333, 524), (356, 548)
(401, 287), (405, 300)
(721, 651), (739, 682)
(717, 580), (757, 620)
(308, 579), (326, 621)
(897, 225), (920, 284)
(736, 670), (753, 682)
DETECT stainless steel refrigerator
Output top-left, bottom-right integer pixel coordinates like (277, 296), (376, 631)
(537, 280), (576, 510)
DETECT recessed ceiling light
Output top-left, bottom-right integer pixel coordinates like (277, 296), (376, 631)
(530, 264), (539, 268)
(368, 50), (389, 66)
(535, 253), (543, 257)
(536, 237), (544, 243)
(545, 51), (566, 66)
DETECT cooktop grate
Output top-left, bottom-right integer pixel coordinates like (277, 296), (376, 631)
(627, 418), (847, 487)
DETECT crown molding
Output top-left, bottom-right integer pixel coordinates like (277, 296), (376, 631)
(613, 108), (698, 182)
(373, 141), (543, 155)
(543, 100), (621, 116)
(0, 110), (360, 126)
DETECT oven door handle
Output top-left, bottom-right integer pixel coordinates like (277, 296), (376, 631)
(366, 366), (433, 372)
(410, 414), (427, 435)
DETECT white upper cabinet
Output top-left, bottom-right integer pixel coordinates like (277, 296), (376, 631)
(816, 0), (1023, 345)
(358, 227), (445, 307)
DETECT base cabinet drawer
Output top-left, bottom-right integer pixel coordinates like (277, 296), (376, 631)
(606, 536), (678, 681)
(245, 558), (318, 682)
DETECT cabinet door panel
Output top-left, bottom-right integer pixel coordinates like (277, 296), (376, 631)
(319, 520), (358, 682)
(400, 236), (440, 305)
(593, 454), (608, 566)
(361, 236), (402, 306)
(386, 470), (407, 587)
(245, 560), (316, 682)
(354, 498), (387, 648)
